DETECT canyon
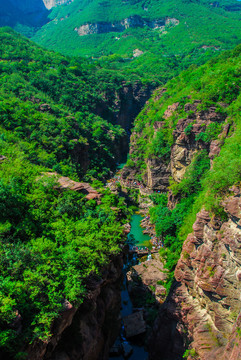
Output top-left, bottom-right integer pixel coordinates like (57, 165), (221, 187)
(0, 2), (241, 359)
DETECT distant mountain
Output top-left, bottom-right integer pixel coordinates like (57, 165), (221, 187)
(31, 0), (241, 81)
(1, 0), (241, 81)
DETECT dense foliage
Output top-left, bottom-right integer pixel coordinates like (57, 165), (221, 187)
(128, 44), (241, 285)
(31, 0), (241, 82)
(0, 140), (128, 358)
(0, 1), (241, 354)
(0, 27), (141, 180)
(0, 28), (131, 358)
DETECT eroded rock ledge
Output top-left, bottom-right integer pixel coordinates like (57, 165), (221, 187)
(74, 16), (179, 36)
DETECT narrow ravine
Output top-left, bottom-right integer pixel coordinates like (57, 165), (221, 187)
(109, 213), (152, 360)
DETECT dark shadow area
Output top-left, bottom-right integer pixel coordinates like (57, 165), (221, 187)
(0, 0), (49, 31)
(147, 281), (185, 360)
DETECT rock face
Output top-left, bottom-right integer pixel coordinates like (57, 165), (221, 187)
(96, 82), (154, 131)
(149, 192), (241, 360)
(170, 102), (225, 182)
(44, 172), (101, 200)
(74, 16), (179, 36)
(43, 0), (72, 10)
(126, 254), (167, 310)
(122, 99), (227, 191)
(26, 255), (124, 360)
(95, 81), (154, 162)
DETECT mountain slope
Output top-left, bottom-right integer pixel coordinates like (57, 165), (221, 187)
(0, 27), (154, 180)
(0, 28), (132, 359)
(32, 0), (241, 81)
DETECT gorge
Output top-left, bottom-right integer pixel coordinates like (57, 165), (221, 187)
(0, 1), (241, 359)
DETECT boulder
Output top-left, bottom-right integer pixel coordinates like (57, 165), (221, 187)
(123, 311), (146, 338)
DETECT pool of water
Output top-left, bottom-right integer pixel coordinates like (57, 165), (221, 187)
(128, 214), (151, 249)
(117, 163), (126, 170)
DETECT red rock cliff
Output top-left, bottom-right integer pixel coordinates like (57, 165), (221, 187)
(149, 190), (241, 360)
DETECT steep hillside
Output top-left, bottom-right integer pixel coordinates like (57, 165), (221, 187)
(0, 28), (135, 359)
(0, 27), (154, 180)
(32, 0), (241, 81)
(121, 44), (241, 359)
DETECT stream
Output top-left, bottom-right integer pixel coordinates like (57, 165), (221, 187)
(109, 213), (151, 360)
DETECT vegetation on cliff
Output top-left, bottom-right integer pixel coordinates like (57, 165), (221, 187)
(127, 44), (241, 286)
(0, 27), (138, 180)
(0, 28), (131, 358)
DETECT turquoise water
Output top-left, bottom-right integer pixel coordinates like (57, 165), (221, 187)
(128, 214), (151, 249)
(117, 163), (126, 170)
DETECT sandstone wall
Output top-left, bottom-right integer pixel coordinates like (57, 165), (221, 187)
(149, 191), (241, 360)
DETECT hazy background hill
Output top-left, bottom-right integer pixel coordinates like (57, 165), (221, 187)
(0, 0), (241, 82)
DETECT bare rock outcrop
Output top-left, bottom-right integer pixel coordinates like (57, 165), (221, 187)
(45, 172), (101, 201)
(74, 16), (179, 36)
(43, 0), (73, 10)
(171, 102), (226, 182)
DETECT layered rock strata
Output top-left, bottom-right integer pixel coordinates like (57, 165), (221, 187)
(45, 172), (101, 201)
(149, 190), (241, 360)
